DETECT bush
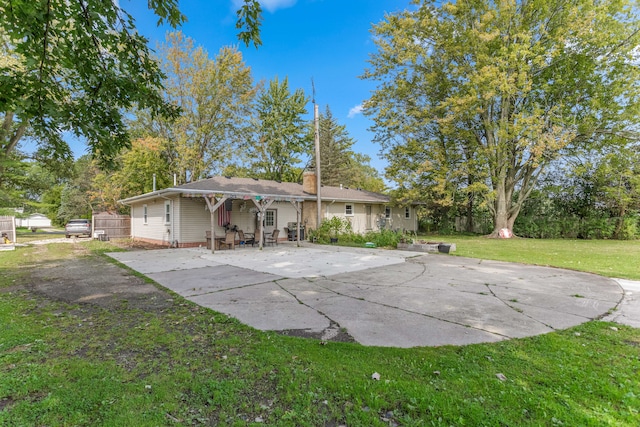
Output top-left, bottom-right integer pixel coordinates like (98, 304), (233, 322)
(618, 215), (639, 240)
(308, 216), (352, 244)
(363, 229), (403, 248)
(308, 218), (405, 248)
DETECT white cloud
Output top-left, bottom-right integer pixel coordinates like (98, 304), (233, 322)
(232, 0), (297, 13)
(347, 104), (364, 118)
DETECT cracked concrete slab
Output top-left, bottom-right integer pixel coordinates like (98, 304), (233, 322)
(108, 243), (635, 348)
(189, 281), (330, 332)
(145, 265), (282, 297)
(602, 279), (640, 328)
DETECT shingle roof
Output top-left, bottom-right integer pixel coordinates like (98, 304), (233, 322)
(120, 176), (390, 204)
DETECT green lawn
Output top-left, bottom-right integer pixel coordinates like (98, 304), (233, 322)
(1, 239), (638, 426)
(428, 235), (640, 280)
(13, 227), (66, 243)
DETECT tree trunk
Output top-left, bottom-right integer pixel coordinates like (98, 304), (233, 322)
(465, 190), (474, 233)
(488, 179), (518, 237)
(614, 207), (626, 240)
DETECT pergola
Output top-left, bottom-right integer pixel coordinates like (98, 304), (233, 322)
(180, 189), (304, 253)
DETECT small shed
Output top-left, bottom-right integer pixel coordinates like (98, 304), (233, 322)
(17, 213), (52, 229)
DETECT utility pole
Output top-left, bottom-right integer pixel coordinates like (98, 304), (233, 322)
(312, 79), (322, 228)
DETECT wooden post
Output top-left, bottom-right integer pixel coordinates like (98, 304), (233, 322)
(204, 195), (228, 254)
(289, 200), (302, 247)
(314, 103), (322, 229)
(251, 197), (274, 250)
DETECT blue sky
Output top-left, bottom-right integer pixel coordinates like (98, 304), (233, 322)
(120, 0), (413, 175)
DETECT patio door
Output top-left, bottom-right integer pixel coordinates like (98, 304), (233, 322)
(264, 209), (277, 235)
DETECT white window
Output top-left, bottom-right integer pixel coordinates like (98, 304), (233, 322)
(143, 204), (148, 225)
(385, 206), (391, 219)
(265, 209), (275, 227)
(405, 207), (411, 219)
(345, 204), (354, 216)
(164, 201), (171, 224)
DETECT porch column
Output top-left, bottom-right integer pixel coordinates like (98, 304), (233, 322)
(251, 197), (274, 250)
(289, 199), (302, 247)
(204, 195), (228, 254)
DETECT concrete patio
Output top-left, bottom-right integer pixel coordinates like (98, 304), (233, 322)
(108, 243), (631, 348)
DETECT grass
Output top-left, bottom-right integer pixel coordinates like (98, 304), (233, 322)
(1, 239), (639, 426)
(422, 235), (640, 280)
(13, 227), (66, 243)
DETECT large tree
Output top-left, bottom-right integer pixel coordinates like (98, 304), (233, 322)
(88, 137), (172, 213)
(55, 156), (97, 224)
(315, 106), (356, 187)
(309, 106), (385, 191)
(249, 77), (309, 182)
(349, 153), (386, 193)
(133, 32), (258, 183)
(0, 0), (262, 167)
(363, 0), (640, 236)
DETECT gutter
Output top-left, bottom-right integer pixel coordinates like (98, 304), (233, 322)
(118, 188), (181, 205)
(119, 188), (390, 206)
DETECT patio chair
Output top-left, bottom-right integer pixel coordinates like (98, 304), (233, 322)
(265, 229), (280, 246)
(238, 230), (255, 247)
(220, 231), (236, 250)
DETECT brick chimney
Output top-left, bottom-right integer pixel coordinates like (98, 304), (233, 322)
(303, 171), (317, 195)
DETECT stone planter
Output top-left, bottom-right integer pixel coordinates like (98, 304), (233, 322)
(397, 242), (456, 253)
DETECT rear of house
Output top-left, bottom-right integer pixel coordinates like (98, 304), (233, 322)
(120, 175), (417, 248)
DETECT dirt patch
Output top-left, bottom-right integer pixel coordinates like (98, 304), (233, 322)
(278, 328), (356, 343)
(29, 254), (174, 312)
(17, 242), (353, 343)
(0, 397), (15, 411)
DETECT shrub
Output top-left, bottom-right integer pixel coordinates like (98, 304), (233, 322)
(308, 216), (352, 244)
(308, 218), (404, 248)
(363, 229), (403, 248)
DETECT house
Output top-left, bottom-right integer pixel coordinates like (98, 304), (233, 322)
(118, 173), (417, 248)
(16, 213), (52, 229)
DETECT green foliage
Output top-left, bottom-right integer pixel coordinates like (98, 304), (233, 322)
(513, 146), (640, 240)
(0, 1), (263, 166)
(40, 185), (63, 225)
(362, 228), (403, 248)
(308, 106), (386, 192)
(235, 0), (263, 48)
(364, 0), (640, 236)
(619, 215), (639, 240)
(349, 153), (386, 193)
(0, 151), (28, 207)
(54, 156), (96, 224)
(309, 217), (403, 248)
(1, 243), (639, 425)
(249, 77), (310, 182)
(0, 0), (183, 166)
(131, 32), (258, 183)
(434, 234), (640, 280)
(309, 216), (352, 243)
(312, 106), (356, 186)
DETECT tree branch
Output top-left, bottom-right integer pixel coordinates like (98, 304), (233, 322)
(38, 0), (52, 113)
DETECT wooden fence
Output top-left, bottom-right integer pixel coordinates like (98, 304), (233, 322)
(0, 216), (16, 245)
(92, 213), (130, 239)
